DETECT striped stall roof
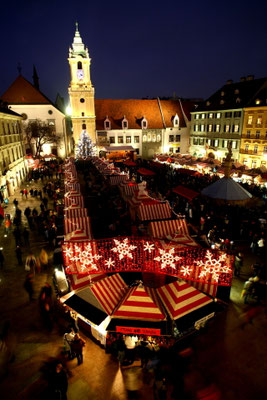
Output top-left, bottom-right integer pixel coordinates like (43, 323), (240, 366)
(108, 175), (129, 185)
(64, 195), (84, 208)
(70, 273), (106, 290)
(112, 284), (166, 321)
(64, 206), (88, 219)
(148, 218), (189, 238)
(137, 202), (172, 221)
(65, 182), (81, 192)
(64, 217), (92, 238)
(90, 274), (127, 315)
(156, 280), (213, 320)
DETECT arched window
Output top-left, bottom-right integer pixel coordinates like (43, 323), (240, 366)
(77, 61), (82, 69)
(104, 117), (111, 130)
(82, 123), (86, 130)
(122, 116), (128, 129)
(173, 114), (179, 127)
(141, 117), (148, 129)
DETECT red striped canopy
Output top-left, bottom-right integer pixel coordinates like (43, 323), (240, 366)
(149, 218), (189, 238)
(109, 175), (129, 185)
(90, 274), (127, 315)
(173, 185), (199, 201)
(112, 283), (166, 321)
(65, 229), (89, 241)
(156, 280), (213, 320)
(64, 195), (84, 208)
(64, 205), (88, 219)
(64, 217), (92, 238)
(70, 273), (107, 290)
(137, 202), (172, 221)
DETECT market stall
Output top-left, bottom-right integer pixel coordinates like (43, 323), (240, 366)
(64, 204), (88, 219)
(137, 201), (172, 221)
(64, 216), (93, 239)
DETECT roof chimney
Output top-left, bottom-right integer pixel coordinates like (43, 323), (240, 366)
(226, 79), (233, 85)
(246, 75), (254, 81)
(240, 77), (246, 82)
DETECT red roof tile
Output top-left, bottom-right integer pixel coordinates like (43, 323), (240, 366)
(1, 75), (51, 105)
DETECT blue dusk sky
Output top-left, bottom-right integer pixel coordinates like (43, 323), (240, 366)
(1, 0), (267, 105)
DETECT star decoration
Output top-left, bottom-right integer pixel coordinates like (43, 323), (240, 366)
(143, 242), (155, 253)
(154, 248), (182, 270)
(180, 265), (193, 277)
(111, 238), (137, 260)
(104, 258), (115, 269)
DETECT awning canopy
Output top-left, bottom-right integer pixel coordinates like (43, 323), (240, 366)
(64, 217), (92, 239)
(148, 218), (191, 239)
(137, 202), (172, 221)
(112, 283), (166, 321)
(137, 168), (156, 176)
(104, 146), (135, 151)
(173, 185), (199, 201)
(123, 160), (137, 166)
(156, 280), (213, 320)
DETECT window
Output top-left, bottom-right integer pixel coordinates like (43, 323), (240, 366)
(232, 141), (237, 149)
(169, 147), (174, 153)
(201, 113), (205, 119)
(156, 134), (161, 142)
(194, 124), (199, 132)
(243, 159), (247, 164)
(195, 114), (200, 120)
(175, 148), (180, 153)
(234, 111), (241, 117)
(143, 135), (147, 142)
(206, 139), (211, 146)
(147, 133), (151, 142)
(234, 124), (239, 133)
(104, 119), (111, 130)
(122, 117), (128, 129)
(216, 113), (221, 118)
(214, 139), (219, 147)
(135, 148), (139, 155)
(263, 146), (267, 153)
(77, 61), (82, 69)
(254, 145), (258, 154)
(152, 134), (156, 142)
(255, 131), (260, 139)
(118, 136), (123, 143)
(200, 124), (205, 132)
(82, 123), (86, 130)
(126, 136), (131, 143)
(193, 138), (198, 145)
(221, 91), (225, 96)
(134, 136), (140, 143)
(173, 114), (179, 127)
(246, 131), (251, 138)
(81, 112), (84, 116)
(109, 136), (115, 144)
(48, 109), (53, 115)
(216, 124), (220, 133)
(142, 118), (148, 129)
(255, 99), (261, 105)
(208, 124), (213, 132)
(236, 98), (241, 104)
(247, 115), (253, 125)
(199, 138), (205, 145)
(245, 144), (249, 152)
(222, 140), (228, 148)
(224, 124), (230, 133)
(220, 100), (224, 105)
(208, 113), (213, 119)
(169, 135), (174, 143)
(225, 112), (232, 118)
(80, 98), (85, 103)
(256, 116), (263, 125)
(175, 135), (181, 142)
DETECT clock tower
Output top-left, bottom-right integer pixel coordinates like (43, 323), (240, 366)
(68, 23), (96, 146)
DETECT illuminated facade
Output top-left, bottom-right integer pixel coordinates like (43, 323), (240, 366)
(68, 23), (96, 146)
(239, 104), (267, 169)
(190, 76), (267, 162)
(0, 105), (27, 197)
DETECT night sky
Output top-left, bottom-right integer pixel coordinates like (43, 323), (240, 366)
(1, 0), (267, 106)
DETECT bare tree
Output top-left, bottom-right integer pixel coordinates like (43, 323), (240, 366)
(24, 119), (59, 158)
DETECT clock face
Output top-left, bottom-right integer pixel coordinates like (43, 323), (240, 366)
(77, 69), (84, 80)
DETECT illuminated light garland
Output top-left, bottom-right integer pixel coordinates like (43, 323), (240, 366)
(62, 237), (233, 286)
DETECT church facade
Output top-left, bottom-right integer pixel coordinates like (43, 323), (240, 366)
(68, 25), (193, 158)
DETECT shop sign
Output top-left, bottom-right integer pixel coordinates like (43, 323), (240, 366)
(116, 326), (161, 336)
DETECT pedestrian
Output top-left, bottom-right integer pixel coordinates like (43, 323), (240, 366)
(20, 189), (24, 198)
(13, 198), (18, 208)
(63, 328), (75, 360)
(23, 273), (34, 301)
(15, 245), (23, 265)
(39, 248), (49, 269)
(234, 253), (243, 277)
(0, 248), (4, 268)
(25, 253), (37, 274)
(39, 283), (53, 330)
(50, 363), (68, 400)
(257, 237), (265, 257)
(4, 217), (11, 234)
(23, 188), (28, 199)
(70, 333), (85, 365)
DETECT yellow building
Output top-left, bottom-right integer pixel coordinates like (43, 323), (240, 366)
(68, 23), (96, 147)
(239, 103), (267, 169)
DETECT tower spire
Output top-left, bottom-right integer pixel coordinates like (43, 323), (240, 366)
(69, 22), (88, 58)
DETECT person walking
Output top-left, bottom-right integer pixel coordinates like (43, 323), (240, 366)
(13, 198), (18, 208)
(39, 283), (53, 330)
(15, 245), (23, 265)
(71, 333), (85, 365)
(23, 273), (34, 301)
(234, 253), (243, 277)
(50, 363), (68, 400)
(25, 253), (37, 274)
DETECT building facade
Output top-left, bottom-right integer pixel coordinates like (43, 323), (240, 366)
(0, 105), (27, 197)
(1, 75), (71, 159)
(190, 76), (267, 162)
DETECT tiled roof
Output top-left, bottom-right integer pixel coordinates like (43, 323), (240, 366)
(95, 99), (191, 130)
(196, 77), (267, 111)
(246, 83), (267, 107)
(1, 75), (52, 105)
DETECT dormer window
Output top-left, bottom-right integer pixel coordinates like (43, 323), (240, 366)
(141, 117), (148, 129)
(255, 99), (261, 105)
(221, 91), (225, 96)
(173, 114), (179, 127)
(236, 97), (241, 103)
(220, 99), (225, 105)
(122, 116), (128, 129)
(104, 117), (111, 130)
(206, 101), (211, 106)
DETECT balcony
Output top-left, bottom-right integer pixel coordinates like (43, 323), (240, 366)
(239, 149), (263, 156)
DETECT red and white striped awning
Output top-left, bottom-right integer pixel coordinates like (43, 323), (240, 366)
(156, 280), (213, 320)
(65, 182), (81, 192)
(121, 182), (139, 197)
(65, 229), (89, 241)
(137, 202), (172, 221)
(70, 273), (107, 290)
(65, 190), (81, 196)
(64, 195), (84, 208)
(108, 175), (129, 185)
(148, 218), (190, 238)
(90, 274), (127, 315)
(64, 217), (92, 238)
(64, 205), (88, 219)
(112, 283), (167, 321)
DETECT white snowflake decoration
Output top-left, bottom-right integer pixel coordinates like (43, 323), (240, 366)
(180, 265), (193, 277)
(154, 248), (182, 270)
(112, 238), (137, 260)
(143, 242), (155, 254)
(104, 258), (115, 269)
(65, 243), (102, 272)
(196, 250), (231, 282)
